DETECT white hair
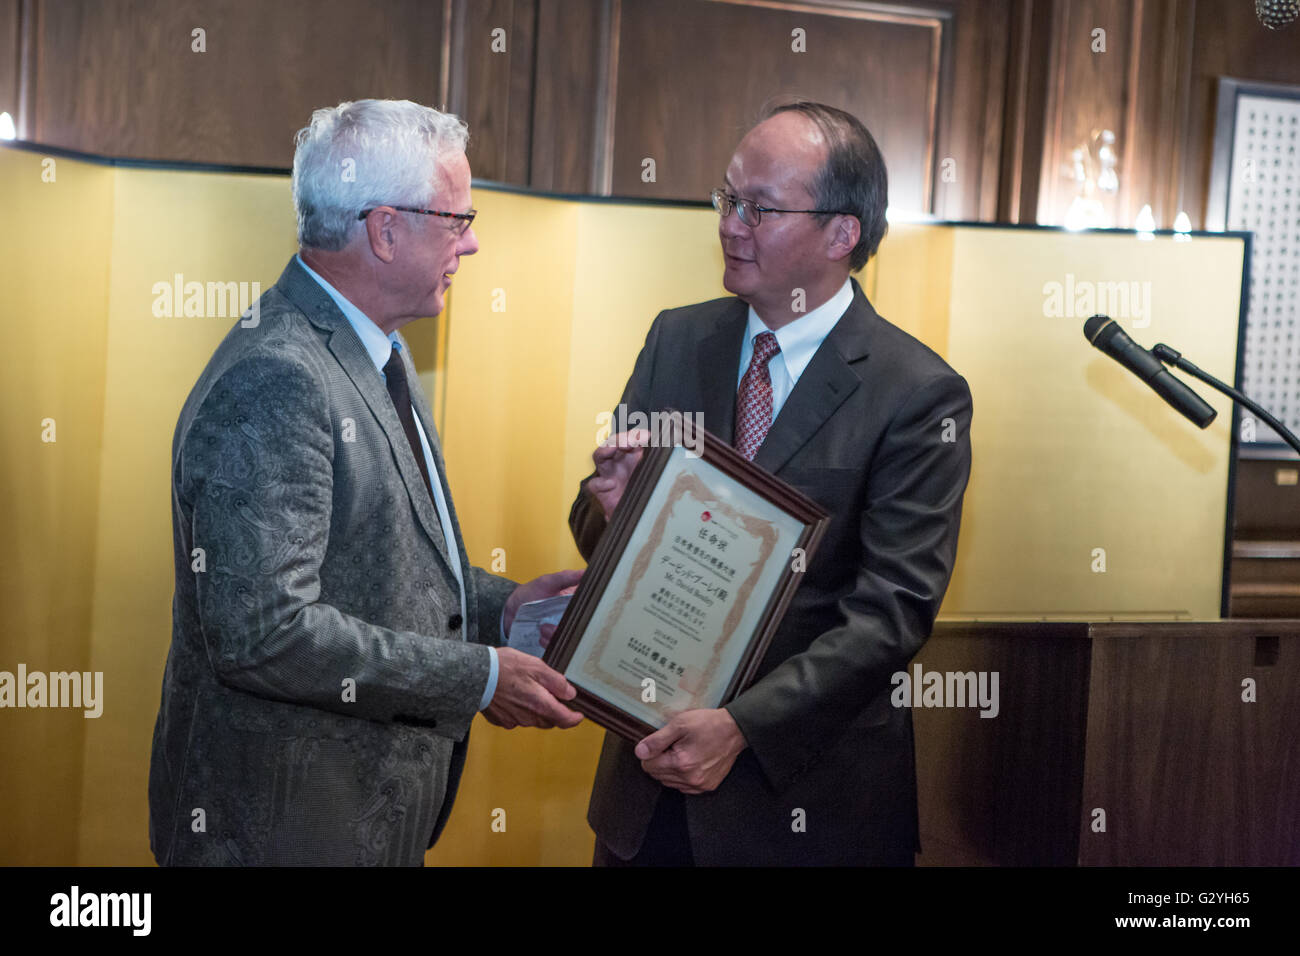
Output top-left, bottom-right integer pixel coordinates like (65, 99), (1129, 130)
(291, 99), (469, 251)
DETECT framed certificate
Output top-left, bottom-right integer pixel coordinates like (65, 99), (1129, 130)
(544, 412), (829, 742)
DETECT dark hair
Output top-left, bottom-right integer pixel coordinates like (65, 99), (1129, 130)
(762, 100), (888, 272)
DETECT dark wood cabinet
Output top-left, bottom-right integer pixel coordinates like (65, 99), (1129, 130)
(917, 620), (1300, 866)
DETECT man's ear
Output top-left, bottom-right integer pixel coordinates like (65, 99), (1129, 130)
(362, 208), (399, 264)
(827, 214), (861, 264)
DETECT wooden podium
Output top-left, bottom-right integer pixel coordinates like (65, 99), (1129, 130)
(912, 620), (1300, 866)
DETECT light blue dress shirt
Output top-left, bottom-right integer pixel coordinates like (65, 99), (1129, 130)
(296, 255), (499, 709)
(736, 278), (855, 416)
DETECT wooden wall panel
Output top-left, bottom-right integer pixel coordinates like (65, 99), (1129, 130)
(447, 0), (536, 184)
(529, 0), (608, 194)
(28, 0), (444, 168)
(0, 0), (18, 121)
(16, 0), (1011, 217)
(1034, 0), (1300, 231)
(920, 621), (1300, 866)
(608, 0), (946, 213)
(916, 623), (1091, 866)
(1032, 0), (1197, 228)
(997, 0), (1053, 222)
(1182, 0), (1300, 230)
(932, 0), (1012, 221)
(1080, 625), (1300, 866)
(1118, 0), (1195, 229)
(1035, 0), (1135, 225)
(22, 0), (1300, 231)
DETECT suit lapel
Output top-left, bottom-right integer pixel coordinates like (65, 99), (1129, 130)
(699, 300), (748, 442)
(751, 281), (874, 474)
(276, 259), (461, 594)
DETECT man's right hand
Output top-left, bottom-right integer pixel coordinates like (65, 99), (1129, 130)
(483, 647), (584, 730)
(586, 428), (651, 520)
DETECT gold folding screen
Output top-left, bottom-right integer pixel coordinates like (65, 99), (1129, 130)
(0, 146), (1245, 864)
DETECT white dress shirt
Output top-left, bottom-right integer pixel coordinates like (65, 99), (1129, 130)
(296, 255), (499, 709)
(736, 278), (855, 418)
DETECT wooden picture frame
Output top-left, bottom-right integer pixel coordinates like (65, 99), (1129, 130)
(544, 412), (829, 742)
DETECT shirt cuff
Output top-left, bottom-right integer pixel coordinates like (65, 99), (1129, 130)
(479, 645), (500, 711)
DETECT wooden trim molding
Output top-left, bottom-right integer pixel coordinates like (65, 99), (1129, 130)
(16, 0), (38, 140)
(439, 0), (453, 110)
(593, 0), (620, 195)
(705, 0), (946, 29)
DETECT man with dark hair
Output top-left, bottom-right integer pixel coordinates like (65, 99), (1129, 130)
(569, 101), (972, 865)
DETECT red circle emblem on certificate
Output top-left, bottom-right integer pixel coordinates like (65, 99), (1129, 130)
(701, 511), (711, 522)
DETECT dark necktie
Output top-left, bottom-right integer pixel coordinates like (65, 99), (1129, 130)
(734, 331), (781, 460)
(383, 345), (437, 508)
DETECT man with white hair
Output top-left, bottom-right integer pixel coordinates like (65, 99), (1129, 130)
(148, 99), (581, 866)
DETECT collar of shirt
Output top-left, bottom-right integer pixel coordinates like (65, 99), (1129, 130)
(738, 277), (855, 390)
(296, 253), (401, 371)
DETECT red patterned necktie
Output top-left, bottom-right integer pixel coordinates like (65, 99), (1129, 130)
(734, 331), (781, 460)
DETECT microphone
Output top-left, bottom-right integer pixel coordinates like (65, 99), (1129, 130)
(1083, 315), (1218, 428)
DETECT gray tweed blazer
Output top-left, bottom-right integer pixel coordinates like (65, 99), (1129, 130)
(148, 257), (514, 865)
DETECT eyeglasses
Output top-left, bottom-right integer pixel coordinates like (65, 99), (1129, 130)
(357, 205), (477, 235)
(710, 187), (850, 228)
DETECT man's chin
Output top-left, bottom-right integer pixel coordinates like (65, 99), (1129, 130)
(721, 267), (752, 299)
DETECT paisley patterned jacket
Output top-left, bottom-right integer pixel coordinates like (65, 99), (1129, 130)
(149, 258), (513, 865)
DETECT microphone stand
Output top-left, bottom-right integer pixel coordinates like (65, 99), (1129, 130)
(1152, 343), (1300, 457)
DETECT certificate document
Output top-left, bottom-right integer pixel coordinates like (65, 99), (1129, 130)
(547, 416), (827, 741)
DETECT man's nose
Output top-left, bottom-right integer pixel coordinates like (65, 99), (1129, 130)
(461, 227), (480, 255)
(719, 207), (748, 240)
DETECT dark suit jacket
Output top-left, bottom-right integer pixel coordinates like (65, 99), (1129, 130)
(149, 258), (515, 865)
(569, 279), (972, 865)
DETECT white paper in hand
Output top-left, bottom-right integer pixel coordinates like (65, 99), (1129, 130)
(506, 594), (573, 658)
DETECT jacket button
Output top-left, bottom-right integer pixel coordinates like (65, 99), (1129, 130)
(448, 613), (463, 631)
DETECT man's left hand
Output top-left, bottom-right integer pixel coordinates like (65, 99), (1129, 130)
(503, 569), (582, 634)
(635, 708), (748, 794)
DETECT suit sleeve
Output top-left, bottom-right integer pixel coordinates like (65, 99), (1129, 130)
(470, 566), (516, 647)
(182, 352), (490, 741)
(725, 372), (973, 793)
(568, 311), (665, 561)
